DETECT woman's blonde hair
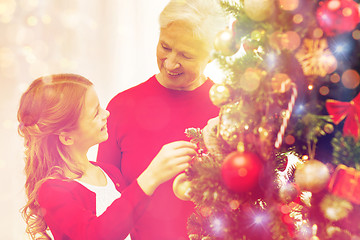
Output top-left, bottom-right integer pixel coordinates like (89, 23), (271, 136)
(159, 0), (227, 49)
(17, 73), (93, 239)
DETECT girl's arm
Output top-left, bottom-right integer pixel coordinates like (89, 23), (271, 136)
(38, 178), (149, 240)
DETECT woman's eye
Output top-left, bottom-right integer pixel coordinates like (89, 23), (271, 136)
(162, 44), (171, 50)
(183, 54), (193, 59)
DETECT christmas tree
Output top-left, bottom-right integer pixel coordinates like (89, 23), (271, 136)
(172, 0), (360, 239)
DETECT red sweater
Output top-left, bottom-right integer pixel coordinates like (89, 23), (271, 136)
(97, 75), (219, 240)
(38, 162), (150, 240)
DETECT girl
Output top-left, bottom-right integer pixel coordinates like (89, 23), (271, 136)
(18, 74), (196, 240)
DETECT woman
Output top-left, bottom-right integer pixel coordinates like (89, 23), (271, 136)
(97, 0), (227, 239)
(18, 73), (196, 239)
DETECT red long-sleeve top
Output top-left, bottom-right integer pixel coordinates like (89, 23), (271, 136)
(38, 162), (150, 240)
(97, 75), (219, 240)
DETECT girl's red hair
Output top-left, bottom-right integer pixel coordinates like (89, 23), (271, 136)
(18, 74), (93, 239)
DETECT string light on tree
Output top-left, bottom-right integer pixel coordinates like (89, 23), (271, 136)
(281, 31), (301, 51)
(341, 69), (360, 89)
(278, 0), (299, 11)
(269, 31), (283, 52)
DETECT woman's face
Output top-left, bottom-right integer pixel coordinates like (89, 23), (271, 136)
(156, 21), (212, 91)
(71, 86), (109, 150)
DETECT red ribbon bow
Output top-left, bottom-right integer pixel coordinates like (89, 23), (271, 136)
(325, 93), (360, 139)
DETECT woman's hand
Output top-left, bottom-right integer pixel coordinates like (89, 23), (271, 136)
(137, 141), (197, 195)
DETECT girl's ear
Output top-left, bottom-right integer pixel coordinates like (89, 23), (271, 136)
(59, 132), (74, 146)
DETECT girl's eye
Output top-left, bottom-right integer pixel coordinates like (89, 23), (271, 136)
(94, 108), (100, 118)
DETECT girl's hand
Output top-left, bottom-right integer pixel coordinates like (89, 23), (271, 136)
(137, 141), (197, 195)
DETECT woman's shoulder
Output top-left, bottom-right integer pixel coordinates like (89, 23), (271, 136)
(91, 161), (120, 175)
(107, 75), (157, 107)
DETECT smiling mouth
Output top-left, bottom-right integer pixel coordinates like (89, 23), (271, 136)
(167, 70), (182, 76)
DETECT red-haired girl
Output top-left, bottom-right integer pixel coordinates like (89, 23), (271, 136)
(18, 74), (196, 240)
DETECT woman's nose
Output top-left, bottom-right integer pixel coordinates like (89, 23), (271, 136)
(164, 53), (180, 70)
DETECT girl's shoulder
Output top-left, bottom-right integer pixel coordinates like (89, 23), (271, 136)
(37, 178), (84, 207)
(38, 178), (82, 196)
(91, 161), (126, 190)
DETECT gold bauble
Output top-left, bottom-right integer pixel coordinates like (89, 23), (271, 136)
(244, 0), (275, 22)
(324, 123), (334, 134)
(173, 173), (192, 201)
(279, 182), (299, 203)
(294, 159), (330, 193)
(209, 84), (231, 106)
(214, 29), (238, 56)
(278, 0), (299, 11)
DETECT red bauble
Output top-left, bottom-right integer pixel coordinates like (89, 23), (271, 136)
(316, 0), (360, 36)
(221, 151), (263, 193)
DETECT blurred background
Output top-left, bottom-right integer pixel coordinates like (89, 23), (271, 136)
(0, 0), (172, 239)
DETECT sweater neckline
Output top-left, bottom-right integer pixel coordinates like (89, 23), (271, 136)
(74, 167), (109, 188)
(150, 74), (212, 96)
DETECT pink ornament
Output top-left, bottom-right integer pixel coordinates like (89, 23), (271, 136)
(316, 0), (360, 36)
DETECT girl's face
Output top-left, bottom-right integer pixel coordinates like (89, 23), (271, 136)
(70, 86), (109, 150)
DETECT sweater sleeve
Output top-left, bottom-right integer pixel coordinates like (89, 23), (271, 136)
(38, 179), (150, 240)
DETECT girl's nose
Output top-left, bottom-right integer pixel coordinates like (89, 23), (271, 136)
(103, 109), (110, 119)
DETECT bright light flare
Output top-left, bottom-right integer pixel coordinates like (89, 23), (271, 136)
(265, 52), (277, 70)
(204, 59), (226, 84)
(210, 216), (226, 237)
(254, 214), (266, 224)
